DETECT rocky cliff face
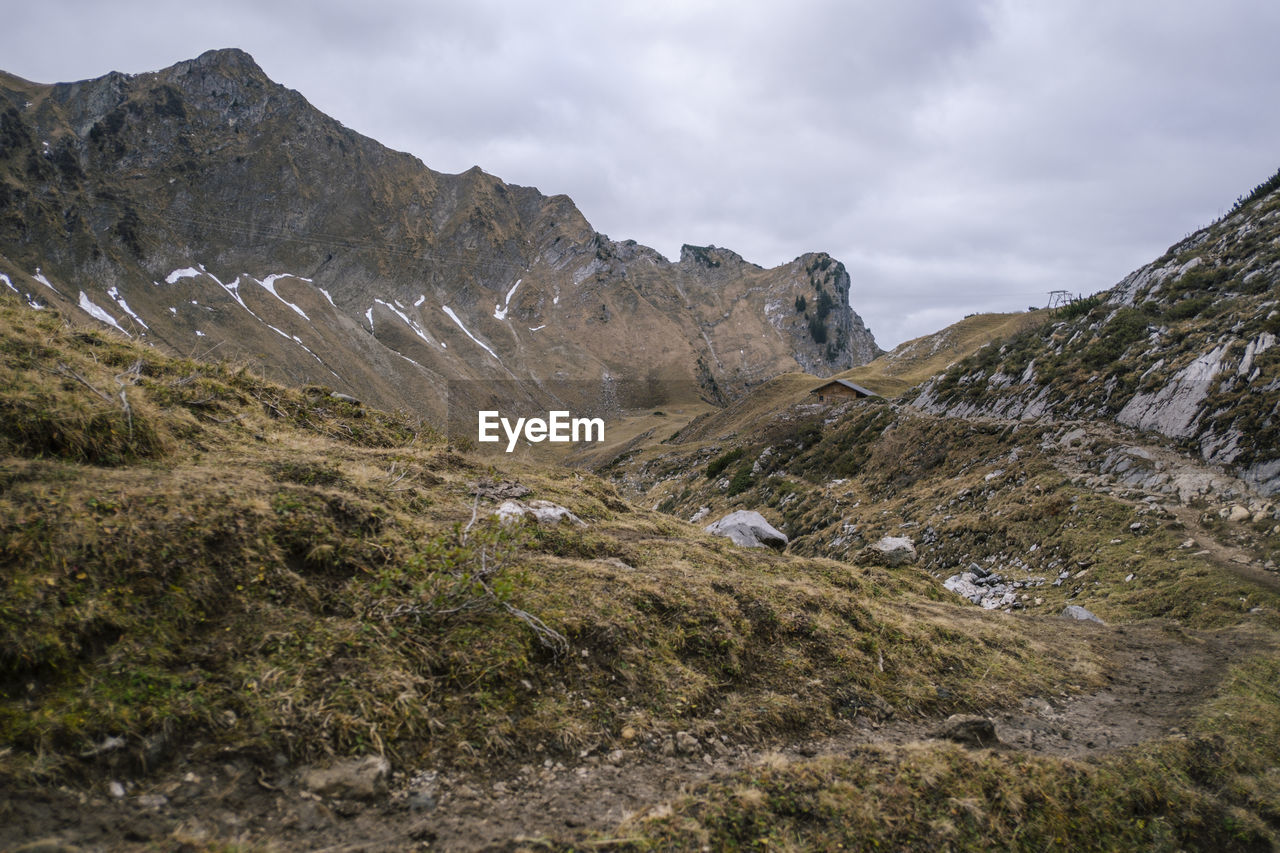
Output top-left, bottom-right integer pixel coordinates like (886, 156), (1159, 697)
(911, 172), (1280, 494)
(0, 49), (879, 420)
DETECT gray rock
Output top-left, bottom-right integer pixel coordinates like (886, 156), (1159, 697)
(674, 731), (700, 754)
(704, 510), (788, 550)
(1223, 505), (1252, 523)
(981, 591), (1018, 610)
(1061, 605), (1105, 625)
(407, 791), (437, 812)
(867, 535), (917, 566)
(946, 569), (1045, 611)
(944, 573), (984, 604)
(932, 715), (1000, 748)
(136, 793), (169, 809)
(493, 499), (585, 526)
(299, 755), (391, 800)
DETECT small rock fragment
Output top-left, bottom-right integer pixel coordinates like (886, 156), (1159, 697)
(932, 715), (1001, 748)
(299, 755), (391, 800)
(674, 731), (699, 755)
(493, 499), (585, 526)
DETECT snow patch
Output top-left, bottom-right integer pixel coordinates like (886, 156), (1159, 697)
(0, 273), (16, 294)
(442, 305), (500, 361)
(414, 294), (426, 307)
(78, 291), (130, 336)
(318, 288), (336, 307)
(32, 268), (60, 294)
(107, 286), (149, 330)
(255, 274), (311, 321)
(165, 267), (202, 284)
(386, 347), (425, 369)
(202, 268), (326, 365)
(373, 299), (442, 349)
(528, 324), (546, 332)
(493, 278), (522, 321)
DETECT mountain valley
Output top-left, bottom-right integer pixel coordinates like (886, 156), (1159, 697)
(1, 49), (1279, 852)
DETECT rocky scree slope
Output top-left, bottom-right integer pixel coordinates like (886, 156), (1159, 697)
(912, 170), (1280, 495)
(0, 48), (878, 421)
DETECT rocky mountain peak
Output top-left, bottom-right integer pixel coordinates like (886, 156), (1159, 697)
(679, 244), (758, 271)
(0, 49), (880, 422)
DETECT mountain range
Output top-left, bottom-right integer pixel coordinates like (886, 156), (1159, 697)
(0, 47), (879, 422)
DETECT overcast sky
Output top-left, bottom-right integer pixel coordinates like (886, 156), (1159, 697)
(10, 1), (1280, 348)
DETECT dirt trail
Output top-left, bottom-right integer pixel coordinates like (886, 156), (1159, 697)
(1164, 505), (1280, 594)
(3, 622), (1262, 852)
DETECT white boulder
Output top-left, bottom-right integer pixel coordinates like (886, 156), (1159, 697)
(704, 510), (788, 550)
(493, 499), (585, 526)
(1061, 604), (1105, 625)
(868, 536), (918, 566)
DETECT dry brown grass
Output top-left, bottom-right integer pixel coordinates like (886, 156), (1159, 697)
(834, 310), (1047, 396)
(0, 293), (1103, 787)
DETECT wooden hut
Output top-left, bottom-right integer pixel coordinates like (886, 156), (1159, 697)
(810, 378), (878, 403)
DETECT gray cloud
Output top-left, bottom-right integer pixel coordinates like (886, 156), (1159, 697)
(10, 0), (1280, 347)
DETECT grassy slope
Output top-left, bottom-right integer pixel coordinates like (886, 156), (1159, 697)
(629, 653), (1280, 851)
(914, 184), (1280, 485)
(836, 310), (1048, 397)
(0, 294), (1090, 779)
(3, 293), (1279, 849)
(605, 402), (1280, 848)
(598, 328), (1280, 847)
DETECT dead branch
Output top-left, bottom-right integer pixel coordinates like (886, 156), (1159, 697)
(53, 362), (114, 404)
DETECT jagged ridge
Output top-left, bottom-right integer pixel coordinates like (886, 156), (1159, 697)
(0, 48), (879, 421)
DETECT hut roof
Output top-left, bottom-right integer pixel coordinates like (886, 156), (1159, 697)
(811, 378), (879, 398)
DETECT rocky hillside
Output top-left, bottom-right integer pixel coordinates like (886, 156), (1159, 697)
(912, 171), (1280, 495)
(600, 168), (1280, 619)
(0, 48), (879, 421)
(2, 289), (1279, 850)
